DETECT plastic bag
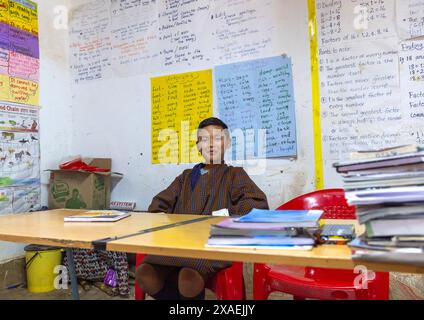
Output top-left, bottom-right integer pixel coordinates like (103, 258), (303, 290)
(59, 156), (110, 172)
(104, 268), (117, 288)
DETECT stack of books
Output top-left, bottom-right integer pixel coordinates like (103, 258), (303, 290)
(333, 144), (424, 266)
(206, 208), (323, 250)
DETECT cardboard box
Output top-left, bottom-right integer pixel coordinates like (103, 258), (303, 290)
(48, 158), (122, 210)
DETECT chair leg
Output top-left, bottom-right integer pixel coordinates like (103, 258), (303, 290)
(135, 282), (146, 300)
(242, 280), (246, 300)
(253, 264), (271, 300)
(217, 275), (244, 300)
(229, 272), (244, 300)
(253, 283), (270, 300)
(212, 264), (245, 300)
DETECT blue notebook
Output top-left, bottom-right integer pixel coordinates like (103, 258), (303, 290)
(234, 209), (323, 225)
(207, 236), (315, 246)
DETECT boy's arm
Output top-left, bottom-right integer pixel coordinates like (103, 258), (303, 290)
(230, 168), (269, 215)
(148, 173), (184, 213)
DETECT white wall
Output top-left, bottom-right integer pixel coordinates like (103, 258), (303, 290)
(1, 0), (316, 262)
(0, 0), (72, 263)
(69, 0), (315, 211)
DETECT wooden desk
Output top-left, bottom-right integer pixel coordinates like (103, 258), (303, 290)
(0, 209), (209, 300)
(1, 209), (424, 295)
(0, 209), (202, 248)
(107, 216), (424, 274)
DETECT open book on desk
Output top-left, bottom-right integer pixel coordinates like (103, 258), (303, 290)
(64, 210), (131, 222)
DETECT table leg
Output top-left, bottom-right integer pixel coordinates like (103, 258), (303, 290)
(65, 248), (80, 300)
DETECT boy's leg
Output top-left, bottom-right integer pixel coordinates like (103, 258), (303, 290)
(178, 267), (205, 300)
(136, 263), (179, 299)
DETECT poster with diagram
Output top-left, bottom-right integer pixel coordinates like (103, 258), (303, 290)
(0, 185), (40, 214)
(0, 102), (40, 214)
(0, 0), (40, 214)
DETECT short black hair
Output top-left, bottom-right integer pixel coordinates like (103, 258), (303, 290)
(197, 117), (228, 130)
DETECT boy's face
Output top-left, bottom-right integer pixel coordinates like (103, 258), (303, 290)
(197, 125), (230, 164)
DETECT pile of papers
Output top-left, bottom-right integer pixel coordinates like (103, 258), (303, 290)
(206, 208), (323, 250)
(333, 145), (424, 266)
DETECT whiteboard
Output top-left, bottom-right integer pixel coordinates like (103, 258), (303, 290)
(316, 0), (424, 187)
(67, 0), (315, 210)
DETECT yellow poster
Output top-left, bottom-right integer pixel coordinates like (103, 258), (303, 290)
(0, 74), (39, 105)
(0, 74), (8, 95)
(151, 70), (213, 164)
(0, 0), (8, 24)
(29, 3), (37, 34)
(8, 0), (38, 35)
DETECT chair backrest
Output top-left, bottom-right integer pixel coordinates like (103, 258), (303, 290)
(276, 189), (356, 220)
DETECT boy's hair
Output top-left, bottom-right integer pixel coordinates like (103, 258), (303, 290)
(197, 117), (228, 130)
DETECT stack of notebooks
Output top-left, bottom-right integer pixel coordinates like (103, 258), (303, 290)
(206, 208), (323, 250)
(333, 144), (424, 266)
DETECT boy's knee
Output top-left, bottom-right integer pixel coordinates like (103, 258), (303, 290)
(136, 263), (164, 295)
(178, 267), (205, 298)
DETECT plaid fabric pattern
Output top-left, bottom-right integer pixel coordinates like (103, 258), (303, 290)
(63, 249), (129, 296)
(145, 164), (269, 279)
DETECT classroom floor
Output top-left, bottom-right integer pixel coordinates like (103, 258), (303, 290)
(0, 287), (292, 301)
(0, 264), (423, 300)
(0, 264), (292, 300)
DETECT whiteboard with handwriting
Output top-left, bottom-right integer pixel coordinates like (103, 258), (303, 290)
(316, 0), (424, 187)
(396, 0), (424, 40)
(68, 0), (314, 210)
(69, 0), (288, 82)
(215, 56), (297, 159)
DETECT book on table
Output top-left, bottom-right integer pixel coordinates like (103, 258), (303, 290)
(345, 186), (424, 205)
(349, 144), (421, 160)
(335, 145), (424, 267)
(206, 208), (322, 250)
(206, 236), (315, 247)
(64, 210), (131, 222)
(355, 204), (424, 224)
(333, 151), (424, 173)
(349, 238), (424, 266)
(210, 224), (299, 237)
(342, 171), (424, 190)
(233, 208), (323, 227)
(365, 217), (424, 238)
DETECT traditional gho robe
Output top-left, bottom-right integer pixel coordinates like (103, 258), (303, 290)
(143, 163), (269, 279)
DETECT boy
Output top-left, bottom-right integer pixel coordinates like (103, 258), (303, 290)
(136, 117), (269, 299)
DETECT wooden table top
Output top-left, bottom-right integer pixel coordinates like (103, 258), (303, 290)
(0, 209), (199, 249)
(107, 216), (424, 274)
(1, 209), (423, 274)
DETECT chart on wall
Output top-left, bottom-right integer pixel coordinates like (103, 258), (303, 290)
(69, 0), (112, 84)
(215, 55), (297, 160)
(314, 0), (424, 186)
(69, 0), (288, 83)
(151, 69), (213, 164)
(0, 0), (40, 214)
(0, 0), (39, 105)
(0, 102), (40, 214)
(396, 0), (424, 40)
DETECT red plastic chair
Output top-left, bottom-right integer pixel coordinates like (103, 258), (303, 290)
(135, 254), (246, 300)
(253, 189), (390, 300)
